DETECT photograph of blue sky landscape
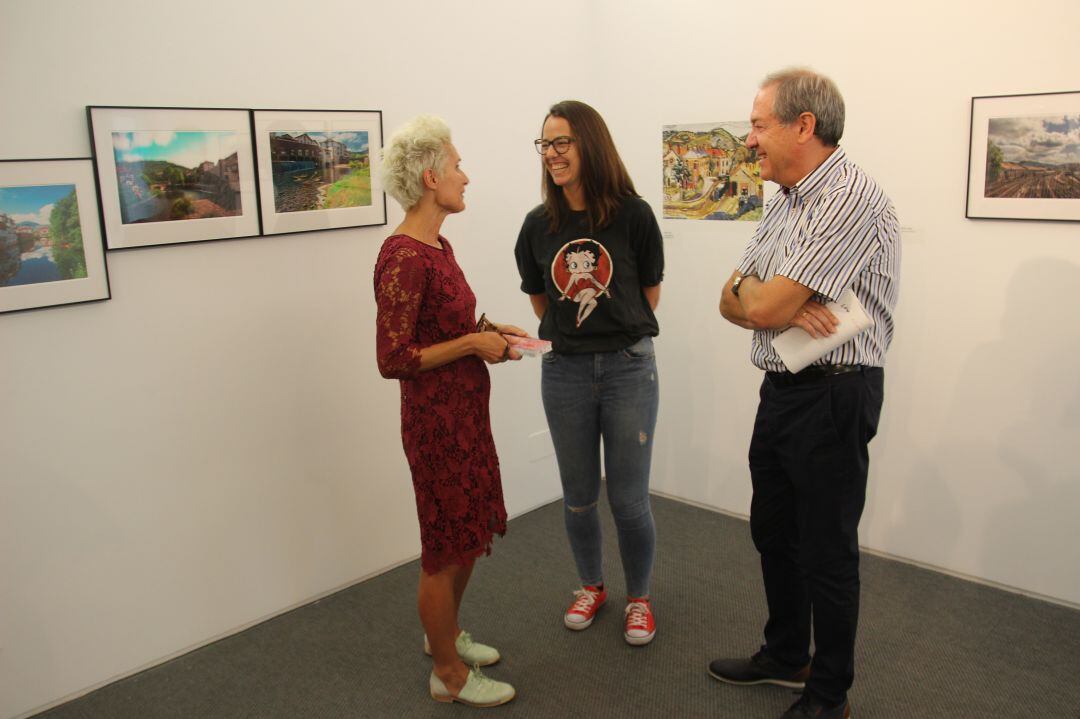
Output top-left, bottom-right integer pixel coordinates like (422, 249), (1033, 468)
(112, 131), (238, 168)
(0, 183), (74, 225)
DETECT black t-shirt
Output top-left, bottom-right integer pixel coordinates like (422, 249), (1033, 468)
(514, 195), (664, 354)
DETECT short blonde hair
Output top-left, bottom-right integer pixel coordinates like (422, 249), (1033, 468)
(381, 115), (451, 211)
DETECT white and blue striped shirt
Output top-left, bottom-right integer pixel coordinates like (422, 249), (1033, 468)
(737, 147), (900, 372)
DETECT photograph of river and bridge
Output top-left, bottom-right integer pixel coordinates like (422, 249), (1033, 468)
(1, 183), (87, 288)
(111, 131), (242, 225)
(269, 131), (371, 214)
(984, 114), (1080, 200)
(663, 121), (763, 221)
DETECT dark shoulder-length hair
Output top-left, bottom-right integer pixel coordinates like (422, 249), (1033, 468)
(542, 100), (638, 234)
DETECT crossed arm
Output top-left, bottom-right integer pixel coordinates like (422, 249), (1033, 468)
(719, 270), (838, 339)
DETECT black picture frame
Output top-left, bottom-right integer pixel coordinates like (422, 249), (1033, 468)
(1, 157), (111, 314)
(965, 90), (1080, 222)
(252, 108), (386, 236)
(87, 105), (262, 249)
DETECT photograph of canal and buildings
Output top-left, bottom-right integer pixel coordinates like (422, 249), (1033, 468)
(0, 183), (87, 288)
(268, 131), (371, 214)
(111, 131), (242, 224)
(662, 121), (763, 221)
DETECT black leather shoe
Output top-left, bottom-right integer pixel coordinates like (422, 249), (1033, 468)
(708, 649), (810, 689)
(780, 692), (851, 718)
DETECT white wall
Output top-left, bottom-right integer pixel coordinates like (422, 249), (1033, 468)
(593, 0), (1080, 610)
(0, 2), (577, 716)
(2, 1), (1078, 716)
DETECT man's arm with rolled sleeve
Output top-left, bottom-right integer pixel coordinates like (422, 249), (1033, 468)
(736, 273), (815, 328)
(721, 270), (838, 339)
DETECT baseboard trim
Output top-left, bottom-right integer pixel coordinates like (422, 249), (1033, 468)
(22, 488), (1074, 718)
(649, 488), (1080, 612)
(17, 499), (567, 719)
(14, 554), (422, 719)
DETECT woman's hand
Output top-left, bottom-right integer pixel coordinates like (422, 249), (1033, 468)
(493, 322), (527, 361)
(494, 323), (527, 337)
(471, 331), (519, 363)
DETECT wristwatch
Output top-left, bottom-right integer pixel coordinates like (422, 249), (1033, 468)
(731, 274), (745, 297)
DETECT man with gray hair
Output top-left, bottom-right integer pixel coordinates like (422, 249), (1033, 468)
(710, 68), (900, 719)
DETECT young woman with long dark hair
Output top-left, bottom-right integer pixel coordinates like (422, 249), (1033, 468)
(514, 100), (664, 646)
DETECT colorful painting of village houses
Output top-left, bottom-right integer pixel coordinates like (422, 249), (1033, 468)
(662, 121), (763, 221)
(1, 184), (87, 287)
(111, 131), (242, 224)
(269, 131), (371, 213)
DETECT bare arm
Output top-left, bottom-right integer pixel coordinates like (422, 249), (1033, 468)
(529, 293), (549, 320)
(415, 332), (513, 371)
(643, 284), (661, 310)
(720, 270), (839, 338)
(719, 270), (756, 329)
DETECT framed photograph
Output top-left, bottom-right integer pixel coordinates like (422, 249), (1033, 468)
(1, 158), (110, 314)
(252, 109), (385, 236)
(966, 91), (1080, 222)
(88, 106), (261, 248)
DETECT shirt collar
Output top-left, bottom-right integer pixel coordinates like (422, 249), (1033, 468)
(782, 146), (846, 200)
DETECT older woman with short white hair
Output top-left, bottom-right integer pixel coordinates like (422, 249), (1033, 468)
(374, 115), (522, 708)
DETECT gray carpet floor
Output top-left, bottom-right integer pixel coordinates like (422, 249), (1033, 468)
(35, 494), (1080, 718)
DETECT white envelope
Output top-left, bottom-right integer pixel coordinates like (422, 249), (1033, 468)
(772, 289), (874, 374)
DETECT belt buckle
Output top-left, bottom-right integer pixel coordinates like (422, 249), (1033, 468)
(811, 364), (859, 378)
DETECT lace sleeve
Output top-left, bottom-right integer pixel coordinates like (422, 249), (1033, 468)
(374, 245), (426, 380)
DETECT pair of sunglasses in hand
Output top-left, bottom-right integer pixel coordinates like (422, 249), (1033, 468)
(476, 313), (499, 333)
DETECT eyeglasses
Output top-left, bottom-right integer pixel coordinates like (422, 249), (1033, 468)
(534, 136), (575, 155)
(476, 313), (498, 333)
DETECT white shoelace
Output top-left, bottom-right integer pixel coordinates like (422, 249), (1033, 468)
(570, 588), (600, 612)
(470, 665), (491, 685)
(625, 601), (651, 630)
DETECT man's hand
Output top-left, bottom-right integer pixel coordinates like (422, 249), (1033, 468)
(787, 300), (839, 339)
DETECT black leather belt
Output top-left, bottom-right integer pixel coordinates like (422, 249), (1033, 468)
(767, 364), (864, 386)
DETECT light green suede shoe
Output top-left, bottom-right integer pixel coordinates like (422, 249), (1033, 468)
(429, 667), (516, 707)
(424, 630), (500, 666)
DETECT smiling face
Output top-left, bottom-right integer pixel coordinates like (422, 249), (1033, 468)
(433, 143), (469, 213)
(746, 83), (802, 187)
(541, 115), (581, 195)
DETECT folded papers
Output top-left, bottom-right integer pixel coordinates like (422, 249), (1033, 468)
(772, 289), (874, 374)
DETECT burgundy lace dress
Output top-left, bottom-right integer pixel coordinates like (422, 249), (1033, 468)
(374, 234), (507, 574)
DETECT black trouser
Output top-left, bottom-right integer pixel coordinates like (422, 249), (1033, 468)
(748, 367), (883, 707)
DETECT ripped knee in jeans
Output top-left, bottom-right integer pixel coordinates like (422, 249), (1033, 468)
(566, 500), (598, 513)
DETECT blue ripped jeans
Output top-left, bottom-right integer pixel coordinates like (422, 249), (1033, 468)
(540, 336), (659, 598)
